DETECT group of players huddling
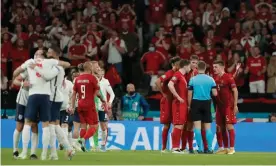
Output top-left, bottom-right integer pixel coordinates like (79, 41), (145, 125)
(11, 45), (237, 160)
(156, 55), (238, 155)
(12, 46), (114, 160)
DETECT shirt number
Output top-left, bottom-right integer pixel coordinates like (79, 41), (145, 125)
(81, 85), (85, 99)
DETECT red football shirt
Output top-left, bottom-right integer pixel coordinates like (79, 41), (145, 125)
(69, 44), (87, 66)
(216, 73), (236, 107)
(73, 73), (99, 110)
(185, 69), (198, 83)
(148, 0), (165, 24)
(141, 51), (165, 74)
(151, 37), (170, 59)
(159, 70), (175, 96)
(246, 56), (266, 82)
(170, 71), (188, 100)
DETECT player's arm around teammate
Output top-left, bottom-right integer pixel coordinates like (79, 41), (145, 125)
(168, 59), (190, 153)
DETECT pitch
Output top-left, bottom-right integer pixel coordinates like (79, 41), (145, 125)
(1, 148), (276, 165)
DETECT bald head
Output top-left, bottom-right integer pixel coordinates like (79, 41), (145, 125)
(83, 62), (92, 73)
(127, 83), (135, 95)
(89, 61), (100, 74)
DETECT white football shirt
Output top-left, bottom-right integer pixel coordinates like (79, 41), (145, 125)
(61, 79), (73, 110)
(97, 77), (115, 111)
(50, 66), (65, 102)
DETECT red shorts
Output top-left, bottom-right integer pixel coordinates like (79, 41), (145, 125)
(172, 99), (188, 125)
(160, 97), (172, 124)
(216, 106), (237, 125)
(78, 107), (98, 125)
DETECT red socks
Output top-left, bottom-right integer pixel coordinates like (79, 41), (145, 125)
(181, 130), (188, 150)
(80, 128), (86, 138)
(188, 131), (194, 150)
(201, 129), (208, 151)
(83, 127), (97, 140)
(162, 127), (169, 150)
(228, 129), (235, 148)
(222, 129), (229, 148)
(216, 131), (223, 148)
(172, 128), (182, 149)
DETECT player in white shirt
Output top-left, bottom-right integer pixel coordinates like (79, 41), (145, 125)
(59, 76), (74, 147)
(12, 71), (39, 160)
(95, 68), (115, 151)
(35, 46), (74, 160)
(13, 50), (71, 160)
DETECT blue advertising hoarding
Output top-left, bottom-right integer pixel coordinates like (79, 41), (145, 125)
(1, 120), (276, 152)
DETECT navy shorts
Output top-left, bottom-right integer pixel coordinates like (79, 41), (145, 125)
(60, 110), (70, 124)
(98, 111), (108, 122)
(50, 101), (62, 122)
(15, 104), (26, 123)
(26, 94), (51, 122)
(73, 108), (80, 123)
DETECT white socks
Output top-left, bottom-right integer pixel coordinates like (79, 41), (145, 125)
(49, 124), (57, 156)
(101, 130), (108, 146)
(62, 127), (69, 138)
(22, 125), (31, 154)
(55, 125), (72, 151)
(42, 127), (50, 157)
(89, 137), (95, 147)
(68, 132), (73, 145)
(31, 132), (38, 155)
(13, 129), (21, 152)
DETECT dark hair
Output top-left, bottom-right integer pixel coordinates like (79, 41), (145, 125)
(49, 45), (62, 56)
(197, 61), (206, 71)
(190, 55), (199, 60)
(213, 60), (225, 66)
(77, 63), (84, 72)
(179, 59), (190, 68)
(170, 56), (181, 65)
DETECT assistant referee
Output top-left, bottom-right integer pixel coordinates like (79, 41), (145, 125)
(187, 61), (217, 154)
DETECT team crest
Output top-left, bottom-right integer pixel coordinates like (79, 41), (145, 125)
(18, 114), (23, 120)
(161, 75), (166, 79)
(172, 76), (177, 80)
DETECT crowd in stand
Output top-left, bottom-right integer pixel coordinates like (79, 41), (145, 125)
(1, 0), (276, 96)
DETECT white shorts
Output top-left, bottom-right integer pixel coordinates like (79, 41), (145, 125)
(249, 80), (265, 93)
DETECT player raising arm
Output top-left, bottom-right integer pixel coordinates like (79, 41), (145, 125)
(213, 60), (238, 155)
(168, 59), (191, 153)
(155, 56), (181, 152)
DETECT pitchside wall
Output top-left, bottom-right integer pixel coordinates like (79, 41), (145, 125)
(1, 120), (276, 152)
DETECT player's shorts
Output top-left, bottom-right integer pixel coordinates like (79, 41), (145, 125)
(78, 107), (98, 125)
(190, 99), (212, 123)
(160, 97), (172, 124)
(98, 111), (108, 122)
(73, 108), (80, 123)
(216, 106), (237, 125)
(172, 99), (187, 125)
(25, 94), (51, 122)
(60, 110), (70, 125)
(15, 104), (26, 123)
(50, 101), (62, 122)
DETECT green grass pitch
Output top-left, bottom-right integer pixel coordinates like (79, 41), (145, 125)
(1, 148), (276, 165)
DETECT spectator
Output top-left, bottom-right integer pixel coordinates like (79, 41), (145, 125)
(68, 33), (87, 67)
(267, 53), (276, 93)
(121, 83), (149, 120)
(120, 21), (139, 85)
(172, 8), (181, 26)
(268, 113), (276, 122)
(245, 47), (267, 93)
(83, 33), (98, 60)
(53, 24), (72, 57)
(241, 30), (256, 54)
(140, 45), (166, 91)
(1, 31), (12, 76)
(255, 27), (270, 54)
(101, 30), (127, 76)
(10, 39), (29, 72)
(227, 52), (245, 89)
(151, 27), (170, 60)
(267, 33), (276, 55)
(1, 71), (8, 91)
(177, 33), (193, 60)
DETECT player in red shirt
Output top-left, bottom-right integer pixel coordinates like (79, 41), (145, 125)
(71, 62), (106, 146)
(168, 59), (190, 153)
(213, 60), (239, 155)
(155, 56), (181, 152)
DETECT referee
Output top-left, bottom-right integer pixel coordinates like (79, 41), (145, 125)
(187, 61), (217, 154)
